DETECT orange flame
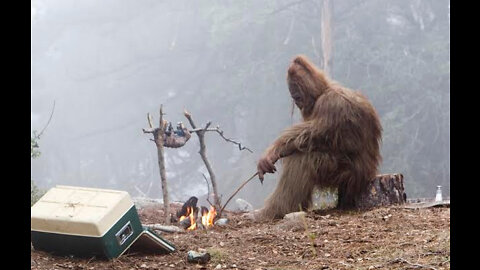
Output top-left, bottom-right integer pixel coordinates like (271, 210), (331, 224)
(201, 206), (217, 228)
(179, 207), (197, 230)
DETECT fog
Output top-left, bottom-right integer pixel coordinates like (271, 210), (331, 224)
(31, 0), (450, 208)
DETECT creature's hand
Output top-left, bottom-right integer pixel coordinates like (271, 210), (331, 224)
(257, 152), (279, 182)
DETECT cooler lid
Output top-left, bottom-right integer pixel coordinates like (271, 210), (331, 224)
(31, 185), (134, 237)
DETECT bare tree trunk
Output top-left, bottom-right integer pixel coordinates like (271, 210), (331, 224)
(321, 0), (333, 77)
(338, 173), (407, 210)
(184, 110), (221, 210)
(143, 105), (171, 224)
(197, 133), (221, 210)
(155, 139), (170, 224)
(155, 106), (171, 224)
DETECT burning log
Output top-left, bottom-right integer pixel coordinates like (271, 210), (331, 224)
(177, 197), (218, 230)
(179, 206), (199, 230)
(176, 196), (198, 218)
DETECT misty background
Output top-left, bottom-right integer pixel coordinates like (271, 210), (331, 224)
(31, 0), (450, 209)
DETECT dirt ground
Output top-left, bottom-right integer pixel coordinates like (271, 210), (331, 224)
(31, 204), (450, 270)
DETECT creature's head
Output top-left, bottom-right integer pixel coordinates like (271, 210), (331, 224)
(287, 55), (330, 118)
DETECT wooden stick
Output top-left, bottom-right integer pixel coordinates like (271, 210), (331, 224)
(147, 113), (154, 129)
(218, 172), (258, 217)
(189, 127), (253, 153)
(202, 173), (214, 207)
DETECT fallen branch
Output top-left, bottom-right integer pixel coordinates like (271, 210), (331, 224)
(342, 239), (372, 243)
(388, 257), (438, 270)
(144, 224), (184, 233)
(218, 172), (258, 217)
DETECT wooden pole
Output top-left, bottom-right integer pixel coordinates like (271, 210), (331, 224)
(321, 0), (333, 77)
(156, 105), (171, 224)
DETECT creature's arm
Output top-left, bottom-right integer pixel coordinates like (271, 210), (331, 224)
(257, 120), (327, 180)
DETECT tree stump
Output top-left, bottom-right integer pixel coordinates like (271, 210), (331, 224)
(338, 173), (406, 210)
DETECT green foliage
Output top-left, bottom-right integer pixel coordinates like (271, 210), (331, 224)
(31, 130), (44, 205)
(31, 179), (45, 206)
(31, 131), (41, 158)
(206, 247), (228, 265)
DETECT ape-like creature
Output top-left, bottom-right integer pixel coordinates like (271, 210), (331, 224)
(255, 55), (382, 220)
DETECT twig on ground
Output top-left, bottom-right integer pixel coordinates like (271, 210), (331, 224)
(144, 224), (184, 233)
(85, 256), (96, 265)
(439, 259), (450, 265)
(342, 239), (371, 243)
(388, 257), (438, 270)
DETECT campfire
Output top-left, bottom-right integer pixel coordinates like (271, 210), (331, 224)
(201, 206), (217, 228)
(177, 197), (217, 230)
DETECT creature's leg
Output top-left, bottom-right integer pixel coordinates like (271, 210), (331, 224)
(337, 181), (356, 209)
(257, 153), (317, 220)
(334, 157), (373, 210)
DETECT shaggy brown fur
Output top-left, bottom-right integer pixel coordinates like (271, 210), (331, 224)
(256, 55), (382, 220)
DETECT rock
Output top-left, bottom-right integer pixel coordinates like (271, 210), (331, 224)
(284, 211), (307, 221)
(215, 264), (222, 269)
(187, 250), (211, 264)
(235, 198), (253, 211)
(214, 218), (229, 226)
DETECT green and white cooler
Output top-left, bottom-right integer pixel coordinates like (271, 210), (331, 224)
(31, 185), (175, 258)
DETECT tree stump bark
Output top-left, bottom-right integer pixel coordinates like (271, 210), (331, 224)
(338, 173), (406, 210)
